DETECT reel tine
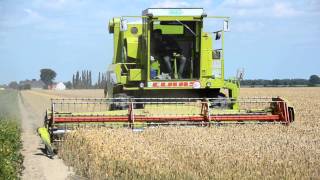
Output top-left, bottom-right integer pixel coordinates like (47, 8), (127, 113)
(48, 97), (294, 134)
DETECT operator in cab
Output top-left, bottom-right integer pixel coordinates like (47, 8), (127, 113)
(151, 29), (187, 79)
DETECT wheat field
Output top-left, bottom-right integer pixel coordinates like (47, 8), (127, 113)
(58, 88), (320, 179)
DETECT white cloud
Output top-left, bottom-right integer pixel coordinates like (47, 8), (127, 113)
(32, 0), (86, 10)
(151, 0), (190, 8)
(221, 0), (261, 8)
(272, 2), (301, 17)
(215, 0), (304, 18)
(306, 0), (320, 16)
(5, 8), (46, 27)
(152, 0), (215, 8)
(233, 21), (264, 32)
(151, 0), (213, 8)
(202, 0), (213, 6)
(23, 8), (43, 20)
(308, 0), (320, 9)
(0, 7), (67, 33)
(32, 0), (66, 10)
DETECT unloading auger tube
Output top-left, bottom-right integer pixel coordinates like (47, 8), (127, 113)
(37, 97), (294, 155)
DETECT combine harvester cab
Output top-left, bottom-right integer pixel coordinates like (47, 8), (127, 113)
(38, 8), (294, 155)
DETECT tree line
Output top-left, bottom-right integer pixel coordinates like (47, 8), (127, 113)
(241, 75), (320, 87)
(5, 69), (107, 90)
(5, 68), (319, 89)
(72, 70), (92, 89)
(7, 69), (56, 90)
(71, 70), (107, 89)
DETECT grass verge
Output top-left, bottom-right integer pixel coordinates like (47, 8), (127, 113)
(0, 90), (23, 180)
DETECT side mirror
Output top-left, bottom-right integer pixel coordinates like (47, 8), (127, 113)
(215, 32), (221, 40)
(236, 68), (244, 80)
(120, 18), (127, 32)
(223, 20), (230, 32)
(108, 19), (115, 34)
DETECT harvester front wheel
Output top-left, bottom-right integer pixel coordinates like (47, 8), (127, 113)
(110, 93), (137, 110)
(110, 93), (129, 110)
(288, 107), (295, 122)
(210, 93), (229, 109)
(110, 93), (145, 110)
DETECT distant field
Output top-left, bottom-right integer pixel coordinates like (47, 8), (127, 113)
(55, 87), (320, 179)
(15, 89), (103, 120)
(32, 89), (104, 98)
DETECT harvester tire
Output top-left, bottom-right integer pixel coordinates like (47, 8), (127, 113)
(288, 107), (295, 122)
(110, 93), (145, 110)
(135, 99), (145, 109)
(110, 93), (130, 110)
(210, 93), (229, 109)
(45, 146), (54, 159)
(44, 113), (50, 128)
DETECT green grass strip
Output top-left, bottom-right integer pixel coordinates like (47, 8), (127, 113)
(0, 90), (23, 180)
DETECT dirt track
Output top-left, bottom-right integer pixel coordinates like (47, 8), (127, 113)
(19, 90), (103, 180)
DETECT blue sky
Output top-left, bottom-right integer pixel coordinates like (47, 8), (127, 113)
(0, 0), (319, 84)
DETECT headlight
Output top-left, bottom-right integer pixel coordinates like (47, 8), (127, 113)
(192, 81), (201, 89)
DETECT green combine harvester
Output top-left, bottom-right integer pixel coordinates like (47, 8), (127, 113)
(39, 8), (294, 157)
